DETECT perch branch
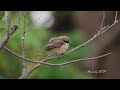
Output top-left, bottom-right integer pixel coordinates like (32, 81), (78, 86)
(18, 52), (111, 79)
(4, 46), (112, 66)
(37, 52), (112, 66)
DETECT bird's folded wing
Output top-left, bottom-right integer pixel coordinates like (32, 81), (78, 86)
(45, 41), (64, 51)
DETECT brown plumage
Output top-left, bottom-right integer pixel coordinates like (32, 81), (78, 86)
(33, 36), (71, 58)
(43, 36), (71, 54)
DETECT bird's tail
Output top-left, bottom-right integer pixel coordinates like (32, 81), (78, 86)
(33, 50), (47, 59)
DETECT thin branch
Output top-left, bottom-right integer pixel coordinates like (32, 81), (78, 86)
(4, 46), (112, 66)
(18, 52), (111, 79)
(4, 46), (38, 63)
(115, 11), (118, 21)
(100, 11), (105, 30)
(19, 12), (27, 79)
(17, 11), (22, 25)
(7, 15), (11, 37)
(0, 11), (22, 51)
(101, 24), (109, 31)
(40, 52), (112, 66)
(4, 44), (112, 79)
(101, 11), (118, 34)
(101, 19), (118, 34)
(18, 54), (51, 79)
(10, 11), (44, 39)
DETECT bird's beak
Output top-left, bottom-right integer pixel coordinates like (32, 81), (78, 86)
(69, 41), (72, 44)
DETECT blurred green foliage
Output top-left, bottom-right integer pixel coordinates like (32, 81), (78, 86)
(0, 11), (94, 79)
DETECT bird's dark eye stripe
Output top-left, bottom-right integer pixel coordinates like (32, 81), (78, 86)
(64, 40), (69, 43)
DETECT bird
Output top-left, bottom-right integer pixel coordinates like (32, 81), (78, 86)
(33, 36), (71, 58)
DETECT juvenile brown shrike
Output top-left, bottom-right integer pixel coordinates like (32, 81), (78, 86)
(34, 36), (71, 58)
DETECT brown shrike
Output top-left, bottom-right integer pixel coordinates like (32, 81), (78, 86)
(34, 36), (71, 58)
(44, 36), (71, 54)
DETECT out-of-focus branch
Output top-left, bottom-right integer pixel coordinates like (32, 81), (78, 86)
(100, 11), (105, 30)
(10, 11), (43, 39)
(4, 46), (38, 63)
(7, 16), (11, 36)
(17, 11), (22, 25)
(18, 54), (51, 79)
(115, 11), (118, 21)
(0, 11), (22, 51)
(19, 12), (27, 79)
(18, 52), (111, 78)
(4, 46), (112, 66)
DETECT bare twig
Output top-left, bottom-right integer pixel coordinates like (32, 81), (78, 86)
(4, 46), (38, 63)
(17, 11), (22, 25)
(19, 52), (111, 79)
(0, 11), (22, 51)
(39, 52), (112, 66)
(100, 11), (105, 30)
(101, 11), (118, 34)
(115, 11), (118, 21)
(101, 20), (118, 34)
(4, 46), (112, 66)
(10, 11), (43, 39)
(19, 12), (27, 79)
(7, 16), (11, 36)
(18, 54), (51, 79)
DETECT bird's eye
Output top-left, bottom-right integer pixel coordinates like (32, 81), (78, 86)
(64, 40), (69, 43)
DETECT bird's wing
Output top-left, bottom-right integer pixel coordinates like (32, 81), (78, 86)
(45, 41), (64, 51)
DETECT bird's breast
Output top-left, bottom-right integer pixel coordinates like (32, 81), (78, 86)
(57, 43), (69, 54)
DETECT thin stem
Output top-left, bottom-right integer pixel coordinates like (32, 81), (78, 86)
(17, 11), (22, 25)
(4, 46), (38, 63)
(18, 52), (111, 79)
(7, 16), (11, 35)
(0, 11), (22, 51)
(19, 11), (27, 79)
(115, 11), (118, 21)
(10, 11), (43, 39)
(18, 54), (51, 79)
(100, 11), (105, 31)
(4, 46), (112, 66)
(40, 52), (112, 66)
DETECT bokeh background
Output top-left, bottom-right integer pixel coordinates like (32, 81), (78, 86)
(0, 11), (120, 79)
